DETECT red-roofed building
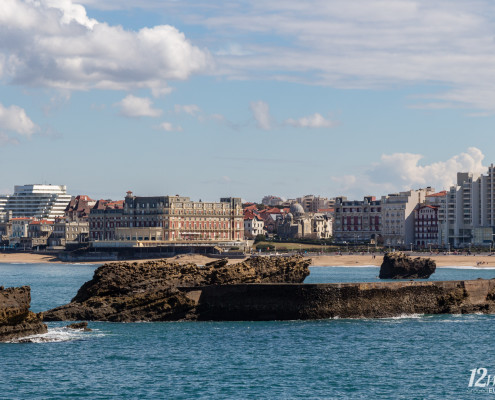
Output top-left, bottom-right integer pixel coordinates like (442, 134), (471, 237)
(64, 195), (96, 221)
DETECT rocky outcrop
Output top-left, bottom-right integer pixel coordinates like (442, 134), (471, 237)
(44, 256), (311, 322)
(0, 286), (47, 341)
(379, 252), (436, 279)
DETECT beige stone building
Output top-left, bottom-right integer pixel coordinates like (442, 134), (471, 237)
(91, 192), (244, 245)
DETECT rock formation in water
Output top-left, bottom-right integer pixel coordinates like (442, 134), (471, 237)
(0, 286), (47, 341)
(44, 256), (311, 322)
(379, 252), (436, 279)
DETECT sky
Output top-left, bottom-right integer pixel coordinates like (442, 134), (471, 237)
(1, 0), (495, 202)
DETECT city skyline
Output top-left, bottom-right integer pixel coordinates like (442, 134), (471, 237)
(1, 1), (495, 201)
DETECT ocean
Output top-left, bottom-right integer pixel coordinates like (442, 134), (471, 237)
(1, 263), (495, 399)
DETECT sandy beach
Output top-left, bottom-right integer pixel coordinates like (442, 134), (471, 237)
(2, 252), (495, 268)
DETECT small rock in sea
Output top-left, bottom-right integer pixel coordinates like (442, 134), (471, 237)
(66, 322), (92, 331)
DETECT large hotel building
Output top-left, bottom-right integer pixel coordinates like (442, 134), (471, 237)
(89, 192), (244, 244)
(0, 184), (72, 221)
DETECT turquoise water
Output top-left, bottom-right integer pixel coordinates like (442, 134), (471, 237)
(1, 263), (495, 399)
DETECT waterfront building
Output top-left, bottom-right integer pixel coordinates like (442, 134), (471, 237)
(49, 220), (90, 247)
(381, 188), (435, 247)
(414, 205), (439, 248)
(0, 185), (72, 221)
(88, 200), (124, 241)
(332, 196), (381, 244)
(90, 192), (244, 244)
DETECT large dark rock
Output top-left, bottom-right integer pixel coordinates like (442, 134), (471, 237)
(379, 252), (436, 279)
(0, 286), (47, 341)
(44, 256), (311, 322)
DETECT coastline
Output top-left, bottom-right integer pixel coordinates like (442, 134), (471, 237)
(2, 252), (495, 268)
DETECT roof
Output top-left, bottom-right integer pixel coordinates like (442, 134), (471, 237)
(426, 191), (447, 197)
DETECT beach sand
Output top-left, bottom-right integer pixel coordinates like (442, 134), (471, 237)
(1, 252), (495, 268)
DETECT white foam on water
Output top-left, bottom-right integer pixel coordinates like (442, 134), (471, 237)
(8, 327), (102, 343)
(380, 313), (424, 320)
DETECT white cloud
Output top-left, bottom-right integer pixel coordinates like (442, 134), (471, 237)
(331, 147), (488, 198)
(113, 0), (495, 112)
(116, 95), (162, 118)
(250, 100), (272, 130)
(286, 113), (334, 128)
(157, 122), (182, 132)
(0, 0), (211, 92)
(174, 104), (201, 116)
(0, 103), (38, 138)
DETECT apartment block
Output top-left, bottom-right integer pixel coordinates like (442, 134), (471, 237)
(381, 188), (435, 247)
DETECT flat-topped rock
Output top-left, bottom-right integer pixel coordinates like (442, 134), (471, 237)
(379, 252), (436, 279)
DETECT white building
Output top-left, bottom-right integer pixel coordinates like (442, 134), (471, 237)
(381, 188), (435, 247)
(243, 215), (265, 239)
(0, 184), (72, 221)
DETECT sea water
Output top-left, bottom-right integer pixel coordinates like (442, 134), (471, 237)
(1, 263), (495, 399)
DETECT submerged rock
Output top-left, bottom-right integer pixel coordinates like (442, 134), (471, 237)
(0, 286), (47, 342)
(44, 256), (311, 322)
(66, 322), (92, 331)
(379, 252), (436, 279)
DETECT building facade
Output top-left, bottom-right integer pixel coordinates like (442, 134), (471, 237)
(414, 205), (439, 248)
(380, 188), (435, 247)
(90, 193), (244, 244)
(0, 184), (72, 221)
(332, 196), (381, 243)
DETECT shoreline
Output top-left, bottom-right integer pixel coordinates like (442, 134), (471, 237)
(2, 252), (495, 268)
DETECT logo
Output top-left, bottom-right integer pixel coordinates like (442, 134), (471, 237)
(468, 368), (495, 394)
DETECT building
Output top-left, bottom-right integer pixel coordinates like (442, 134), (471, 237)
(89, 200), (124, 241)
(244, 214), (265, 239)
(64, 195), (96, 221)
(0, 184), (72, 221)
(414, 205), (439, 248)
(261, 195), (285, 207)
(296, 195), (331, 213)
(332, 196), (381, 243)
(90, 192), (244, 244)
(381, 188), (435, 247)
(277, 203), (332, 240)
(424, 191), (447, 245)
(50, 220), (90, 247)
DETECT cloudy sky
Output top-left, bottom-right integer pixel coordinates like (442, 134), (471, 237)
(1, 0), (494, 201)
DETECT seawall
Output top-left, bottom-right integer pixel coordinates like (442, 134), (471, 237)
(180, 279), (495, 320)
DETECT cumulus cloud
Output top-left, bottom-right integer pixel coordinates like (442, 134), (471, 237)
(156, 121), (182, 132)
(0, 0), (211, 92)
(286, 113), (335, 128)
(331, 147), (488, 198)
(250, 100), (272, 130)
(0, 103), (38, 141)
(116, 95), (162, 118)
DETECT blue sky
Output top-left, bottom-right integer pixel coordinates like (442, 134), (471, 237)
(1, 0), (495, 202)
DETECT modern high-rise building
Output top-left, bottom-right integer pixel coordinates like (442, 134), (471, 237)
(0, 185), (72, 221)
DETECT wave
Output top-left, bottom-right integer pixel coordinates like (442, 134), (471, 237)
(8, 326), (102, 343)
